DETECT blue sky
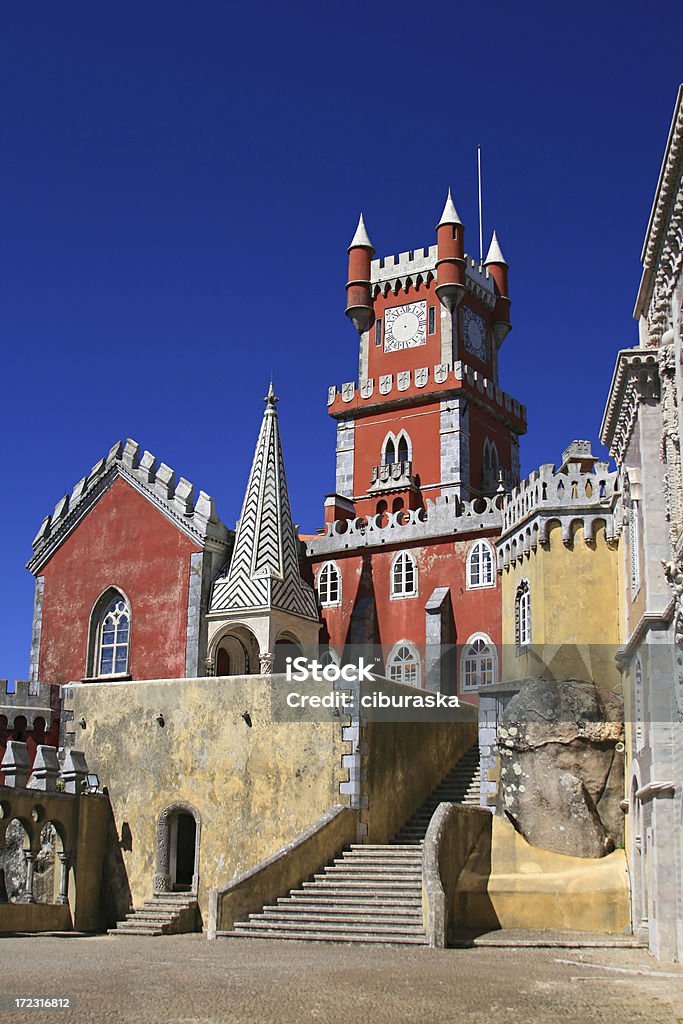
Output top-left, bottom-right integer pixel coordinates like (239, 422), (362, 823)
(1, 2), (682, 682)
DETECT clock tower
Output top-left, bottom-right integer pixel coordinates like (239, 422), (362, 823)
(328, 191), (525, 520)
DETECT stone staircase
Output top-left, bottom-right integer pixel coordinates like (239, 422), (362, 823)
(108, 893), (200, 936)
(219, 745), (480, 944)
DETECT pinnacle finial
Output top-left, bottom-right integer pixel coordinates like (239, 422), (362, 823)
(265, 379), (279, 408)
(484, 230), (508, 266)
(437, 188), (462, 228)
(348, 213), (375, 252)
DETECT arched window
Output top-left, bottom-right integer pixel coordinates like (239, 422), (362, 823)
(397, 434), (409, 463)
(515, 580), (531, 650)
(317, 561), (342, 607)
(391, 550), (417, 599)
(96, 593), (130, 676)
(461, 633), (497, 690)
(387, 642), (421, 688)
(467, 539), (495, 589)
(383, 436), (397, 466)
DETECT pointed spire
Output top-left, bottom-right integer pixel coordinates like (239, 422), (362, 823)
(348, 213), (374, 252)
(209, 387), (319, 622)
(437, 188), (462, 228)
(484, 230), (508, 266)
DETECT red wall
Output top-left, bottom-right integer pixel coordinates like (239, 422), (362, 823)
(311, 531), (501, 705)
(38, 477), (201, 684)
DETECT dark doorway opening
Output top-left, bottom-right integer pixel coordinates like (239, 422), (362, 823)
(174, 813), (196, 890)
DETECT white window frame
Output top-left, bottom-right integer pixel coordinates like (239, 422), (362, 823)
(317, 561), (342, 608)
(466, 539), (496, 590)
(390, 550), (418, 600)
(516, 579), (531, 651)
(387, 641), (422, 688)
(96, 593), (131, 677)
(460, 632), (497, 691)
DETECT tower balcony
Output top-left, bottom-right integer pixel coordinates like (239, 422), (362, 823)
(369, 460), (418, 494)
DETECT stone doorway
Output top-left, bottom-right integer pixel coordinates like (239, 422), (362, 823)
(154, 803), (201, 896)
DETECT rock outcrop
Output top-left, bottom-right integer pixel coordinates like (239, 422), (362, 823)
(497, 678), (624, 858)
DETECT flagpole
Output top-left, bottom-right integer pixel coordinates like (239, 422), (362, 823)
(477, 145), (483, 264)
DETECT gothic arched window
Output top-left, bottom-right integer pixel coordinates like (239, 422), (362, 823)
(461, 633), (497, 690)
(96, 592), (131, 676)
(383, 436), (397, 466)
(467, 539), (495, 589)
(317, 561), (342, 607)
(397, 434), (409, 463)
(391, 550), (417, 599)
(387, 642), (421, 688)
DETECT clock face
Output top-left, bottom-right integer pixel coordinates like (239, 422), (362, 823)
(462, 307), (488, 361)
(384, 301), (427, 352)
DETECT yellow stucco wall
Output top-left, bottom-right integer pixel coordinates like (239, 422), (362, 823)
(455, 815), (630, 934)
(66, 675), (349, 927)
(501, 521), (621, 688)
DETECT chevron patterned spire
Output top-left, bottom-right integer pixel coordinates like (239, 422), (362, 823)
(210, 384), (318, 621)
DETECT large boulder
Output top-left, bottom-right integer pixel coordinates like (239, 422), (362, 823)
(497, 678), (624, 858)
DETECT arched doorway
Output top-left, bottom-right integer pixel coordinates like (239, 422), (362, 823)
(273, 633), (303, 674)
(154, 803), (201, 895)
(213, 626), (260, 676)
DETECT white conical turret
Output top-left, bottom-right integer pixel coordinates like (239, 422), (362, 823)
(436, 188), (463, 228)
(484, 230), (508, 266)
(348, 213), (374, 252)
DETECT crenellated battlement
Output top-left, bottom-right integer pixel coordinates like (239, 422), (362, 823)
(497, 444), (619, 570)
(0, 680), (57, 730)
(27, 438), (231, 574)
(306, 492), (503, 556)
(370, 247), (495, 307)
(327, 359), (526, 425)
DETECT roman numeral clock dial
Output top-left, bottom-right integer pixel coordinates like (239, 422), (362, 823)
(384, 301), (427, 352)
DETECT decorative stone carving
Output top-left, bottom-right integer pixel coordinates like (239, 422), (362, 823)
(659, 345), (683, 551)
(397, 371), (410, 392)
(342, 382), (355, 403)
(259, 653), (274, 675)
(379, 375), (392, 395)
(434, 363), (449, 384)
(154, 802), (201, 896)
(360, 378), (374, 399)
(327, 386), (337, 406)
(415, 367), (428, 388)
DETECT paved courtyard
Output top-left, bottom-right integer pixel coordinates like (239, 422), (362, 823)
(1, 934), (682, 1024)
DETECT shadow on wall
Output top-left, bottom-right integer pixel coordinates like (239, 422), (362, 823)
(99, 801), (134, 930)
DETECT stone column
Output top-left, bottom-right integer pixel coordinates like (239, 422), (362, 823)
(56, 853), (70, 905)
(20, 851), (37, 904)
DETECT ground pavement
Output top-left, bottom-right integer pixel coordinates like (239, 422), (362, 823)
(1, 933), (682, 1024)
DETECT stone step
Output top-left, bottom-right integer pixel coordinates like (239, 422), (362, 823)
(217, 929), (426, 944)
(253, 912), (423, 927)
(321, 867), (421, 878)
(269, 901), (422, 916)
(282, 894), (422, 907)
(108, 927), (164, 936)
(234, 918), (425, 937)
(349, 844), (418, 851)
(303, 878), (419, 890)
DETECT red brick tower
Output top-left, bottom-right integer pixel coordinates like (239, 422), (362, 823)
(306, 193), (527, 699)
(329, 191), (525, 521)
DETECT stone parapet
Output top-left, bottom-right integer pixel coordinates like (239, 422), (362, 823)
(497, 457), (619, 570)
(306, 493), (504, 557)
(27, 438), (231, 575)
(327, 359), (526, 429)
(0, 680), (58, 731)
(370, 247), (495, 310)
